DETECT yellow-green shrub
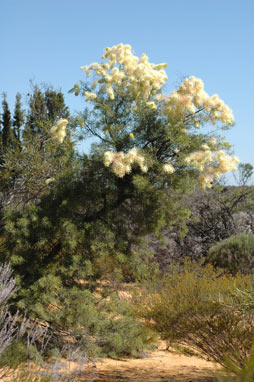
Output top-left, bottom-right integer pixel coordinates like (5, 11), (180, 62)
(135, 260), (254, 370)
(216, 352), (254, 381)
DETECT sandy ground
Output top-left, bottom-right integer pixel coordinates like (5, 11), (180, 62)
(84, 344), (221, 382)
(0, 346), (221, 382)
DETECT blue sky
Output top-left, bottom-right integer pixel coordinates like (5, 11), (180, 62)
(1, 0), (253, 181)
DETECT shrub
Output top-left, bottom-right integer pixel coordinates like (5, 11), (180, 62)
(135, 260), (254, 370)
(208, 234), (254, 274)
(6, 345), (96, 382)
(0, 263), (95, 381)
(215, 286), (254, 381)
(16, 275), (156, 358)
(0, 263), (47, 378)
(0, 262), (22, 360)
(216, 352), (254, 381)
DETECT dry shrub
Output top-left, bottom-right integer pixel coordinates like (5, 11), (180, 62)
(1, 346), (96, 382)
(135, 260), (254, 370)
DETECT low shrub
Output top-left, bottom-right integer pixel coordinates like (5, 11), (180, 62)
(0, 260), (155, 362)
(15, 274), (156, 359)
(0, 263), (32, 372)
(215, 286), (254, 381)
(135, 259), (254, 370)
(207, 234), (254, 275)
(0, 263), (95, 381)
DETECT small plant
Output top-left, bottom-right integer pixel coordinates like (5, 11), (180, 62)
(208, 234), (254, 274)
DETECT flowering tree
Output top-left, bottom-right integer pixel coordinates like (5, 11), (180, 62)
(0, 44), (241, 357)
(2, 44), (240, 283)
(71, 43), (239, 190)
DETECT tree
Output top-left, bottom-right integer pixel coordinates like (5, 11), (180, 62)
(12, 93), (24, 143)
(234, 162), (254, 186)
(23, 84), (69, 138)
(3, 42), (240, 284)
(44, 87), (70, 122)
(0, 94), (17, 157)
(0, 44), (240, 356)
(66, 43), (239, 251)
(24, 85), (46, 136)
(0, 84), (72, 210)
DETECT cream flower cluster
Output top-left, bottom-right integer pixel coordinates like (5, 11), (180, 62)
(185, 147), (240, 188)
(45, 177), (55, 185)
(163, 76), (234, 125)
(163, 163), (175, 174)
(81, 43), (168, 108)
(50, 119), (68, 143)
(104, 147), (148, 178)
(84, 91), (97, 101)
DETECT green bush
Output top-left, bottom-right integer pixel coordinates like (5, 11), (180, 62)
(208, 234), (254, 274)
(14, 273), (156, 358)
(216, 352), (254, 381)
(135, 260), (254, 370)
(215, 286), (254, 381)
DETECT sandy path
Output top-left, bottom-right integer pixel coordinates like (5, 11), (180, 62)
(85, 345), (220, 382)
(0, 346), (221, 382)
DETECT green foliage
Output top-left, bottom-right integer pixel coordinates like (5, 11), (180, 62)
(135, 260), (254, 369)
(0, 93), (18, 158)
(23, 83), (70, 138)
(14, 270), (155, 357)
(0, 340), (40, 368)
(208, 234), (254, 274)
(13, 92), (24, 142)
(216, 351), (254, 381)
(0, 128), (157, 357)
(233, 162), (253, 186)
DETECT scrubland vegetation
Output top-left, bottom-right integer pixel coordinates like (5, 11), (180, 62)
(1, 44), (254, 381)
